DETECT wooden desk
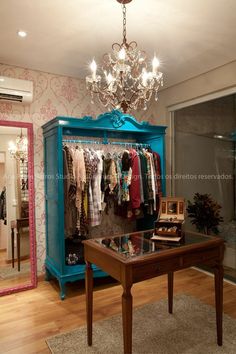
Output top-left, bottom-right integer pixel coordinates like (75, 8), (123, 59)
(11, 218), (29, 271)
(84, 230), (224, 354)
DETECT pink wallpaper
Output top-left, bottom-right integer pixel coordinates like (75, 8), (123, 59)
(0, 63), (158, 273)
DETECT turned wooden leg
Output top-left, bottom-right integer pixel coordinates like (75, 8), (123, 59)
(214, 264), (223, 346)
(17, 229), (20, 271)
(86, 262), (93, 346)
(11, 228), (15, 268)
(168, 271), (174, 314)
(122, 285), (133, 354)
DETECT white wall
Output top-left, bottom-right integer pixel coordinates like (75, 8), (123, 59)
(0, 153), (5, 163)
(156, 61), (236, 120)
(153, 60), (236, 193)
(0, 162), (5, 191)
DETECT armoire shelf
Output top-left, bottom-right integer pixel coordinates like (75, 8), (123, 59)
(43, 110), (167, 299)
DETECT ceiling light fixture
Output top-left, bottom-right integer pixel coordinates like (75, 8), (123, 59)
(86, 0), (163, 113)
(17, 30), (27, 38)
(213, 134), (224, 139)
(8, 129), (28, 162)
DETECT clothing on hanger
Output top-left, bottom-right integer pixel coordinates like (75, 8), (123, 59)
(0, 186), (7, 225)
(62, 142), (162, 239)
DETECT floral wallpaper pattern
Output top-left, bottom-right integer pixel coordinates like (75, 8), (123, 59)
(0, 63), (158, 273)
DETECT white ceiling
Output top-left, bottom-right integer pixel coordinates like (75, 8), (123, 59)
(0, 0), (236, 88)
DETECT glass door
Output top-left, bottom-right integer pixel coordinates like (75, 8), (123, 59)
(172, 94), (236, 282)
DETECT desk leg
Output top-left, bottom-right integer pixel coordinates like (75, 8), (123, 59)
(122, 285), (133, 354)
(168, 271), (174, 314)
(11, 228), (15, 268)
(86, 261), (93, 346)
(214, 265), (223, 346)
(17, 229), (20, 271)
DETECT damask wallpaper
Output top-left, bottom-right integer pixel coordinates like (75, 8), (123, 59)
(0, 63), (158, 273)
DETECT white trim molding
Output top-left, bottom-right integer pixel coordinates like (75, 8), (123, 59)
(167, 86), (236, 112)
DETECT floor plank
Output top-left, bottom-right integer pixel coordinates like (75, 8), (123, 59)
(0, 268), (235, 354)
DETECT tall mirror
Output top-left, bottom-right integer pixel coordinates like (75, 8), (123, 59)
(0, 120), (36, 296)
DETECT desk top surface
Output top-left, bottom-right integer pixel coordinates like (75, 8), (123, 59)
(84, 230), (224, 264)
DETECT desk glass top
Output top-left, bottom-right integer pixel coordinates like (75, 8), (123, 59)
(92, 230), (218, 259)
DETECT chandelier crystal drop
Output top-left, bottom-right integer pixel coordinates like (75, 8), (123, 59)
(8, 130), (28, 162)
(86, 0), (163, 113)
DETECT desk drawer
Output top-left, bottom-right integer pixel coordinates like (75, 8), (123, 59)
(133, 257), (180, 282)
(182, 247), (219, 267)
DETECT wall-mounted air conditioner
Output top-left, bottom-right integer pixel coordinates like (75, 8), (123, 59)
(0, 76), (33, 104)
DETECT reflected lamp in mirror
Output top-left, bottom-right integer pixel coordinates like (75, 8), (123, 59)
(0, 120), (36, 297)
(8, 129), (28, 162)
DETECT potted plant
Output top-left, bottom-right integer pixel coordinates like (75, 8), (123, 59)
(187, 193), (223, 235)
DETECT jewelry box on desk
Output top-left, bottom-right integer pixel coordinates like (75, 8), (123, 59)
(151, 197), (185, 243)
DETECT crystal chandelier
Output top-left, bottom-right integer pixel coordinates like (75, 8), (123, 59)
(8, 130), (28, 162)
(86, 0), (163, 113)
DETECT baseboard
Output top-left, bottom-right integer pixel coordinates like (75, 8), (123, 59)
(5, 255), (30, 264)
(37, 273), (45, 282)
(192, 266), (236, 286)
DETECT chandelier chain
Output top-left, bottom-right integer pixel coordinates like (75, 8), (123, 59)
(86, 0), (163, 113)
(122, 5), (127, 44)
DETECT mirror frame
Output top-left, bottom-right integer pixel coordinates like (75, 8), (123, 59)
(0, 119), (37, 296)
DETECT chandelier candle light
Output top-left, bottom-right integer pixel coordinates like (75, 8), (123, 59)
(8, 129), (28, 162)
(86, 0), (163, 113)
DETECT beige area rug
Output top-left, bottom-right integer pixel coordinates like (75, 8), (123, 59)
(0, 262), (30, 279)
(46, 294), (236, 354)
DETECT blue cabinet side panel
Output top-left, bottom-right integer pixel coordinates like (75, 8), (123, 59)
(44, 132), (63, 273)
(46, 200), (61, 269)
(45, 134), (58, 197)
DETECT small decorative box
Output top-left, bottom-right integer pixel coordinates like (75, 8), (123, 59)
(152, 197), (185, 243)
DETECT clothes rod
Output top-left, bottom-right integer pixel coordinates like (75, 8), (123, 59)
(110, 141), (150, 148)
(62, 139), (150, 148)
(63, 139), (101, 144)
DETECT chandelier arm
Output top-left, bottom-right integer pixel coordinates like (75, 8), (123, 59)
(89, 85), (121, 104)
(93, 85), (120, 100)
(129, 87), (147, 102)
(86, 0), (163, 113)
(128, 86), (156, 106)
(107, 99), (118, 110)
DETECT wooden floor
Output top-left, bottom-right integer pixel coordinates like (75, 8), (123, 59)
(0, 250), (31, 290)
(0, 268), (236, 354)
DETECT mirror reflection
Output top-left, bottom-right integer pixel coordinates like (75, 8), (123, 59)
(0, 126), (31, 290)
(167, 201), (178, 215)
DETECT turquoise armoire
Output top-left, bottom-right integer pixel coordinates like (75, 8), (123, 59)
(43, 110), (166, 299)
